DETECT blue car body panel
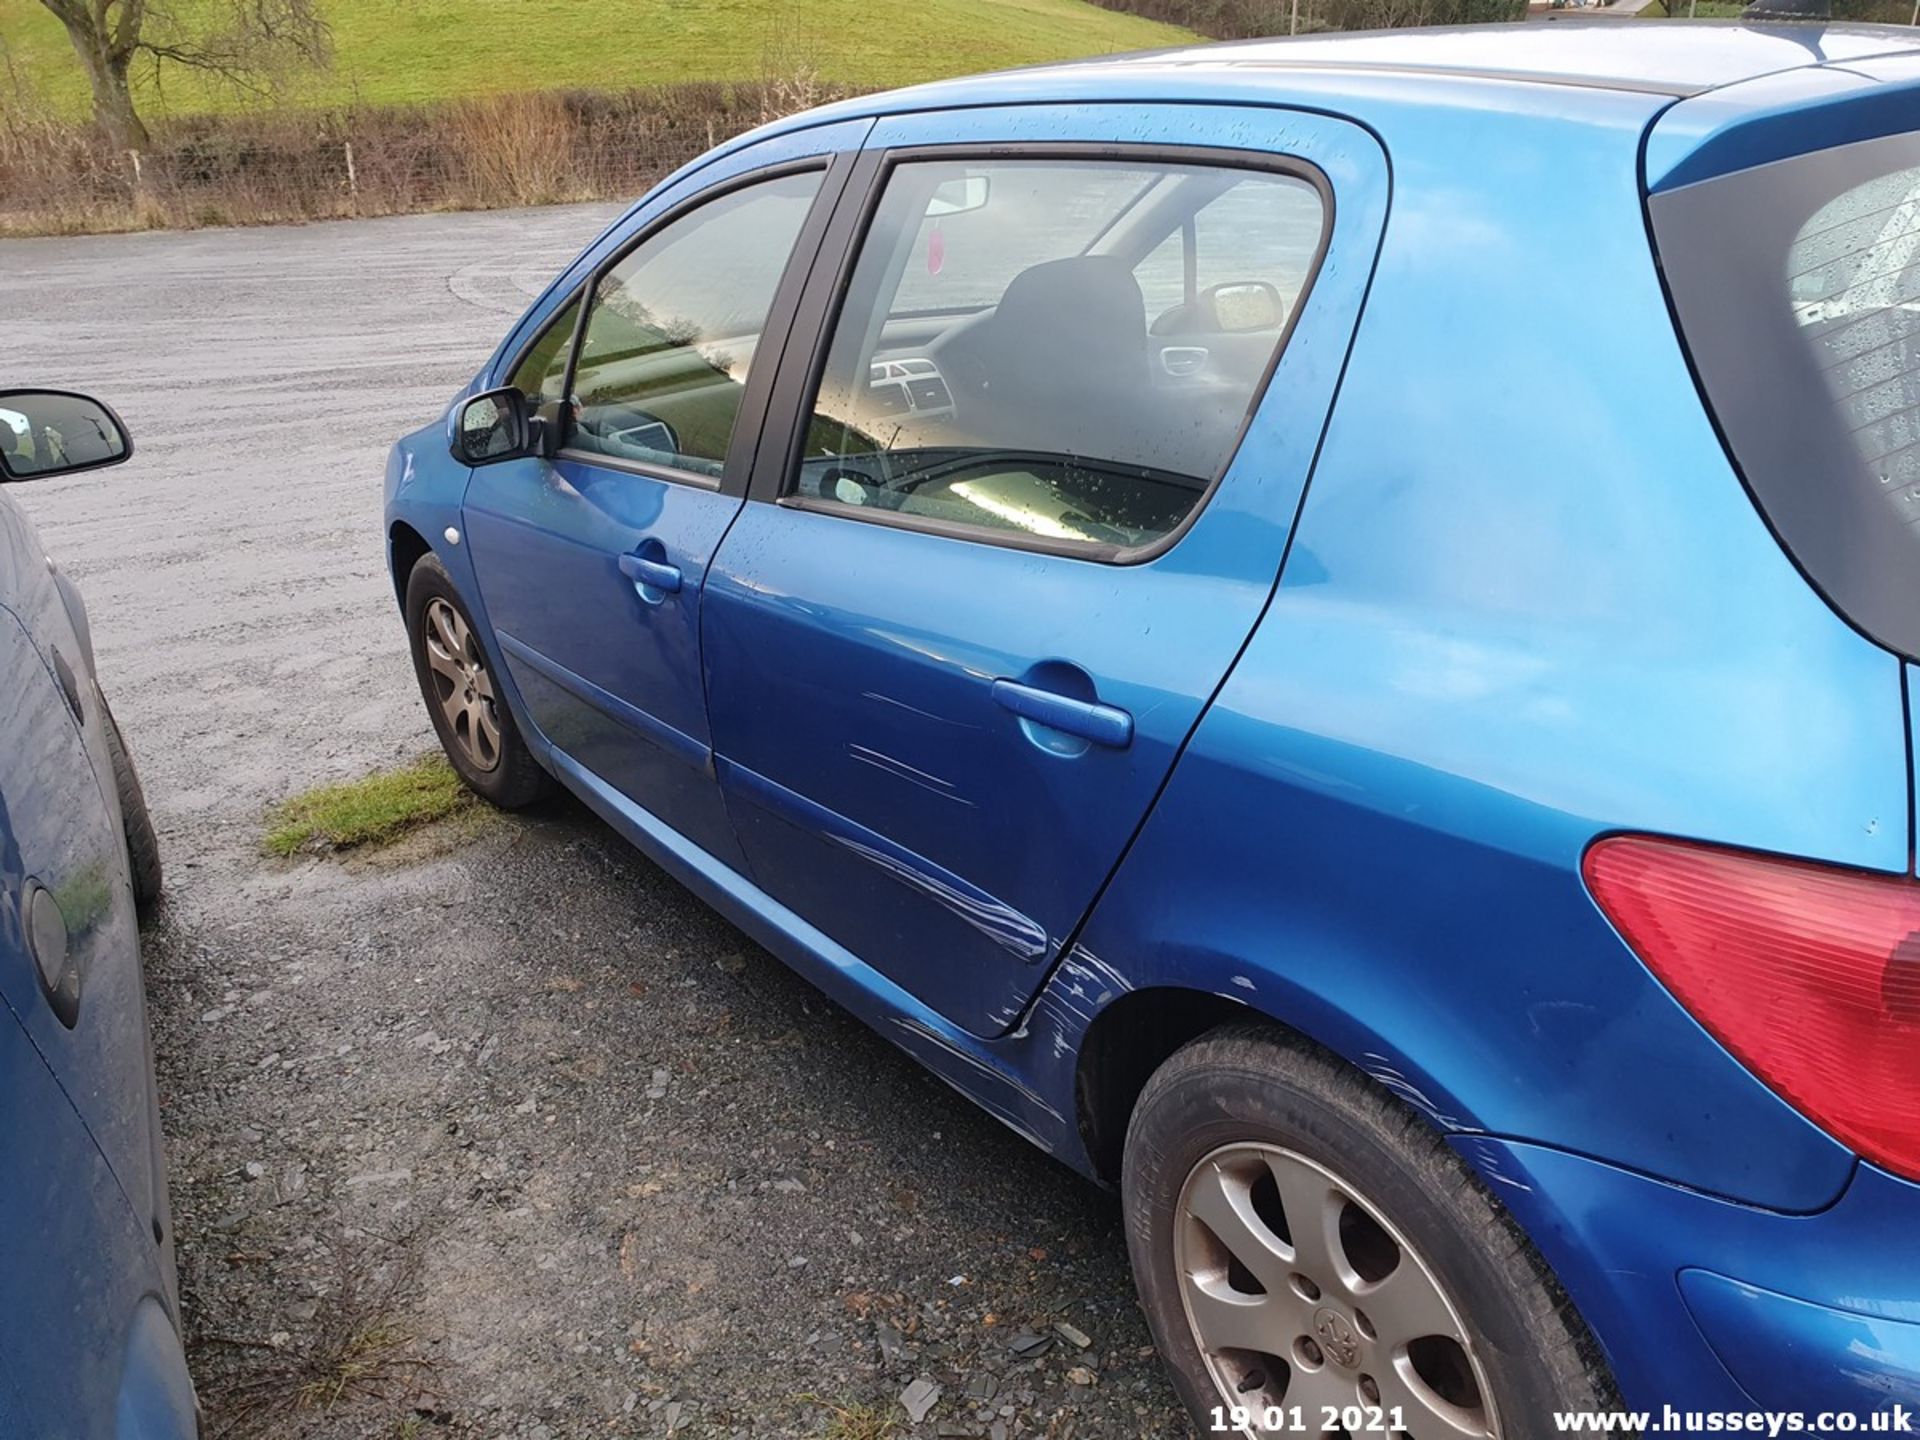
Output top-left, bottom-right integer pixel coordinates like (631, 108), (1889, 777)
(0, 486), (192, 1436)
(459, 119), (874, 869)
(703, 102), (1388, 1037)
(386, 22), (1920, 1416)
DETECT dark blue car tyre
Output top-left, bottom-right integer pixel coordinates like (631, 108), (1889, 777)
(405, 554), (548, 809)
(1122, 1025), (1617, 1438)
(98, 688), (161, 919)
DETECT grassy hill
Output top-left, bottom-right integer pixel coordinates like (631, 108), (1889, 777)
(0, 0), (1196, 119)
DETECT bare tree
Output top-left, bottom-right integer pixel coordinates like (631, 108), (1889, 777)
(36, 0), (330, 151)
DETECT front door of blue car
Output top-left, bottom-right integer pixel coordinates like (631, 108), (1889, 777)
(702, 105), (1389, 1037)
(461, 123), (867, 863)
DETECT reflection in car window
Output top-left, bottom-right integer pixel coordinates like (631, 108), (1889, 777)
(791, 157), (1325, 554)
(1789, 164), (1920, 511)
(568, 170), (822, 477)
(509, 296), (579, 412)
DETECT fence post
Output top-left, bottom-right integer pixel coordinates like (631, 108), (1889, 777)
(344, 140), (358, 195)
(1290, 0), (1299, 32)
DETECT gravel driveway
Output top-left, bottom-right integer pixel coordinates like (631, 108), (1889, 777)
(3, 209), (1189, 1439)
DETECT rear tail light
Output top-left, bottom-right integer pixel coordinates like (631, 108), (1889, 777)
(1584, 835), (1920, 1182)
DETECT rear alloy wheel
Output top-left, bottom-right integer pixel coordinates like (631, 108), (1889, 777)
(405, 554), (548, 808)
(1123, 1026), (1613, 1438)
(1174, 1143), (1494, 1435)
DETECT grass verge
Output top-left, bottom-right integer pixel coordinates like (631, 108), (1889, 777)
(265, 755), (472, 858)
(0, 0), (1191, 117)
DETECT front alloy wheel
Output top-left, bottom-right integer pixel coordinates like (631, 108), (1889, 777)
(404, 553), (548, 809)
(421, 596), (501, 773)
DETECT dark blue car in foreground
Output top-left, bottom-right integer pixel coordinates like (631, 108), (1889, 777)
(389, 23), (1920, 1430)
(1, 392), (193, 1436)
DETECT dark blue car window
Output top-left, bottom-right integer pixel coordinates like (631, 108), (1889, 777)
(791, 157), (1326, 556)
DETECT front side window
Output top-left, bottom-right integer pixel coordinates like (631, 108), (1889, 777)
(1652, 129), (1920, 657)
(509, 296), (579, 412)
(791, 157), (1326, 555)
(569, 169), (823, 478)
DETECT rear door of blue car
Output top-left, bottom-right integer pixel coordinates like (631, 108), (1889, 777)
(701, 104), (1389, 1037)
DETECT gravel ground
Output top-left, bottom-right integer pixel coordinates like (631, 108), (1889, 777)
(3, 209), (1191, 1438)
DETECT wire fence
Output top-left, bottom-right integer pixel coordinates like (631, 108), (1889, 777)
(0, 80), (848, 237)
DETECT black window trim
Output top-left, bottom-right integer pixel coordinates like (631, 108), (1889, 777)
(501, 151), (854, 499)
(749, 139), (1336, 566)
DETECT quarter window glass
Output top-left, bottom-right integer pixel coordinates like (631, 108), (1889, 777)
(1649, 130), (1920, 659)
(792, 158), (1326, 554)
(569, 170), (822, 477)
(509, 296), (579, 411)
(1789, 165), (1920, 507)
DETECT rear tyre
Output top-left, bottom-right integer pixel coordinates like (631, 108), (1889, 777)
(98, 688), (162, 919)
(1121, 1025), (1613, 1438)
(405, 554), (548, 809)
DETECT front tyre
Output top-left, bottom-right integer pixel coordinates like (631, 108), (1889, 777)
(98, 688), (162, 918)
(405, 554), (548, 809)
(1121, 1026), (1613, 1438)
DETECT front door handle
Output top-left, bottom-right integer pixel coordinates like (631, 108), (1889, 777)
(618, 553), (682, 597)
(991, 679), (1133, 749)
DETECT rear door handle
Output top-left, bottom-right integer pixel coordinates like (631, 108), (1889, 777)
(991, 679), (1133, 749)
(618, 553), (682, 595)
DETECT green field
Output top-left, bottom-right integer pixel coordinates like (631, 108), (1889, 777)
(0, 0), (1196, 119)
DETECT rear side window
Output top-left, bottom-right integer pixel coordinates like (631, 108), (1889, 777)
(790, 156), (1326, 557)
(1652, 130), (1920, 656)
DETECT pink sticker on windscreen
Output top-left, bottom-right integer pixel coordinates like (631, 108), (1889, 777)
(927, 224), (945, 276)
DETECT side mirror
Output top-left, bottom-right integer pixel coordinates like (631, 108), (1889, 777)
(1205, 280), (1287, 334)
(927, 174), (990, 217)
(0, 390), (131, 482)
(451, 387), (531, 466)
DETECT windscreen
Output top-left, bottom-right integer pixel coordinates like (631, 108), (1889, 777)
(1651, 129), (1920, 657)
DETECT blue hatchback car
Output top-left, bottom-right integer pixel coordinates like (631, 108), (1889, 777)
(388, 23), (1920, 1430)
(1, 391), (194, 1437)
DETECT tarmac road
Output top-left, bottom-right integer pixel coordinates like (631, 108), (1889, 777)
(4, 208), (1189, 1438)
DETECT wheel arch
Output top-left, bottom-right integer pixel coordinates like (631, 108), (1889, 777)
(1067, 973), (1473, 1189)
(388, 521), (432, 611)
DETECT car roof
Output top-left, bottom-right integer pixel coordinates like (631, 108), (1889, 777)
(785, 20), (1920, 123)
(735, 20), (1920, 195)
(1038, 20), (1920, 99)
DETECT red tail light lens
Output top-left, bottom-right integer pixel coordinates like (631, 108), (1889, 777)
(1584, 835), (1920, 1182)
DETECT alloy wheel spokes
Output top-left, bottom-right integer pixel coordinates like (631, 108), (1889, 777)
(1174, 1142), (1499, 1439)
(1379, 1348), (1494, 1438)
(423, 597), (500, 772)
